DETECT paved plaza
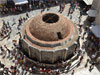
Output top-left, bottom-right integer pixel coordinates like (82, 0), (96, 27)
(0, 3), (100, 75)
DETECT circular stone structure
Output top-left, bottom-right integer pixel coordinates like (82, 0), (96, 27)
(20, 12), (78, 64)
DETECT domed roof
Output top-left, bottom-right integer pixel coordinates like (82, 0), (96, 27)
(28, 13), (73, 41)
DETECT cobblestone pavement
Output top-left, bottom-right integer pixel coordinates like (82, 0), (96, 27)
(0, 3), (100, 75)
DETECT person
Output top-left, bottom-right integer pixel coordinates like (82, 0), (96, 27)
(6, 48), (11, 58)
(17, 19), (21, 30)
(19, 6), (22, 12)
(82, 48), (85, 55)
(58, 3), (62, 13)
(82, 31), (86, 40)
(29, 67), (32, 74)
(29, 4), (32, 11)
(71, 70), (75, 75)
(61, 2), (65, 13)
(12, 18), (16, 26)
(80, 55), (83, 63)
(80, 10), (83, 17)
(77, 35), (81, 47)
(20, 16), (23, 24)
(85, 59), (89, 68)
(2, 20), (6, 26)
(56, 70), (60, 75)
(91, 61), (95, 68)
(40, 68), (43, 74)
(89, 62), (95, 72)
(18, 19), (21, 26)
(70, 14), (72, 19)
(26, 13), (29, 18)
(66, 61), (72, 72)
(79, 16), (81, 24)
(7, 32), (11, 40)
(67, 6), (71, 16)
(59, 3), (65, 13)
(23, 17), (26, 22)
(55, 0), (58, 5)
(34, 0), (39, 8)
(46, 0), (51, 11)
(41, 3), (46, 13)
(7, 21), (9, 26)
(0, 46), (4, 55)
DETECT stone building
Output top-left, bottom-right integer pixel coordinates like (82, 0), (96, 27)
(92, 0), (100, 25)
(20, 12), (78, 64)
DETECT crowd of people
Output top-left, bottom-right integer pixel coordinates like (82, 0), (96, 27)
(0, 42), (63, 74)
(0, 12), (29, 41)
(0, 0), (59, 15)
(85, 26), (100, 65)
(0, 0), (83, 15)
(0, 41), (86, 75)
(0, 10), (64, 74)
(0, 20), (12, 40)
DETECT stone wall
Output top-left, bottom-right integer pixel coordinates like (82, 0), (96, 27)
(92, 0), (100, 10)
(92, 0), (100, 25)
(20, 38), (75, 64)
(41, 51), (53, 63)
(29, 46), (41, 61)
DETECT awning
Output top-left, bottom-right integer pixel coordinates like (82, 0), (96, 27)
(87, 9), (97, 17)
(0, 0), (6, 4)
(83, 0), (93, 5)
(97, 57), (100, 62)
(14, 0), (28, 5)
(90, 25), (100, 38)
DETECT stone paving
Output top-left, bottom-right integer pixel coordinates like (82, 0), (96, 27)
(0, 3), (100, 75)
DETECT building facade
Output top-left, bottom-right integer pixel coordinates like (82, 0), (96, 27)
(92, 0), (100, 25)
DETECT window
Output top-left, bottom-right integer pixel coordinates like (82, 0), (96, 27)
(57, 32), (62, 39)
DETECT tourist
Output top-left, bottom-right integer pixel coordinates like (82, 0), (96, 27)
(70, 14), (72, 19)
(29, 67), (32, 74)
(89, 61), (95, 72)
(46, 0), (51, 11)
(71, 70), (75, 75)
(7, 32), (11, 40)
(29, 4), (32, 11)
(70, 0), (74, 13)
(26, 13), (29, 18)
(40, 68), (43, 75)
(0, 46), (4, 55)
(59, 2), (65, 13)
(61, 2), (65, 12)
(85, 59), (90, 68)
(67, 6), (71, 16)
(56, 70), (60, 75)
(7, 21), (9, 26)
(58, 3), (62, 13)
(16, 32), (22, 39)
(66, 61), (72, 72)
(23, 17), (26, 22)
(20, 16), (23, 24)
(80, 55), (83, 63)
(82, 31), (87, 40)
(12, 18), (16, 26)
(41, 3), (46, 13)
(2, 20), (6, 26)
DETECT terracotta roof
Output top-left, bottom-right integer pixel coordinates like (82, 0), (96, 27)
(29, 13), (73, 41)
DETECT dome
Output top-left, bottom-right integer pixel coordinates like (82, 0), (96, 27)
(20, 12), (79, 65)
(21, 12), (78, 50)
(28, 13), (73, 41)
